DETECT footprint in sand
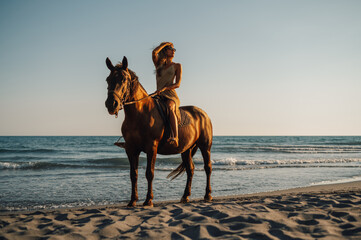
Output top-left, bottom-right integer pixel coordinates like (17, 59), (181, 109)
(340, 223), (355, 229)
(295, 219), (319, 226)
(228, 222), (247, 231)
(0, 220), (10, 228)
(37, 222), (52, 229)
(342, 227), (361, 237)
(180, 224), (229, 239)
(54, 213), (69, 221)
(200, 209), (229, 219)
(330, 211), (349, 218)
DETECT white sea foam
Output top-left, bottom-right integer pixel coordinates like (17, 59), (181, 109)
(212, 157), (238, 166)
(311, 176), (361, 186)
(0, 161), (44, 169)
(0, 162), (21, 169)
(210, 158), (361, 166)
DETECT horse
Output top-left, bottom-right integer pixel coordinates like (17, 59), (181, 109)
(105, 56), (213, 207)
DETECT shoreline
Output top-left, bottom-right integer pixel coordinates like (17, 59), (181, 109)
(1, 181), (361, 239)
(2, 180), (360, 215)
(143, 180), (361, 208)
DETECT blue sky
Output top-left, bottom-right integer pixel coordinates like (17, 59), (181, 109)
(1, 0), (360, 136)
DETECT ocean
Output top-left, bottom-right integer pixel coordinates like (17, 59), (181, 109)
(1, 136), (360, 211)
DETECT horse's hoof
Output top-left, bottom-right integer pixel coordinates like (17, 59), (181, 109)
(127, 201), (137, 208)
(180, 197), (190, 203)
(204, 195), (213, 202)
(143, 200), (153, 207)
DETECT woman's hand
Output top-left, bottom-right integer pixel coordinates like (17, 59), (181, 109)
(152, 42), (174, 66)
(154, 42), (173, 55)
(156, 88), (165, 95)
(162, 42), (173, 47)
(157, 86), (171, 95)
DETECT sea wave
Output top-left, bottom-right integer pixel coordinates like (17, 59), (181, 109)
(323, 142), (361, 146)
(1, 157), (360, 171)
(0, 148), (58, 154)
(311, 176), (361, 186)
(0, 155), (47, 161)
(156, 164), (361, 172)
(0, 161), (69, 170)
(211, 145), (361, 154)
(1, 200), (127, 212)
(87, 157), (131, 165)
(210, 157), (361, 166)
(0, 160), (129, 170)
(87, 156), (182, 165)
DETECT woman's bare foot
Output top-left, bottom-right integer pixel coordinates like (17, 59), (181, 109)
(168, 137), (178, 147)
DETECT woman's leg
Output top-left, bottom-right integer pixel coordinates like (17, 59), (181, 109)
(167, 100), (178, 145)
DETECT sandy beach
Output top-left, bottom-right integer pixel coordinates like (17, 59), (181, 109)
(1, 181), (360, 240)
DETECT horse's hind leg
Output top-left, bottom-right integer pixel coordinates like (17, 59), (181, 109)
(200, 147), (213, 202)
(180, 148), (195, 203)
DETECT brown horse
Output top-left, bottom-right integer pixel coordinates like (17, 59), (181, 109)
(105, 57), (213, 207)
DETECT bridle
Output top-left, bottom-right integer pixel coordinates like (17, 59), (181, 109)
(108, 90), (125, 106)
(107, 72), (132, 117)
(107, 71), (157, 117)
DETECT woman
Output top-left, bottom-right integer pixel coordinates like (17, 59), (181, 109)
(152, 42), (182, 147)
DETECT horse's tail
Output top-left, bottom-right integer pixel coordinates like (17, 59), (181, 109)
(167, 162), (185, 180)
(167, 144), (198, 180)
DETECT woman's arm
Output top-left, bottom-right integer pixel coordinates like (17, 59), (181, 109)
(152, 42), (172, 66)
(173, 63), (182, 89)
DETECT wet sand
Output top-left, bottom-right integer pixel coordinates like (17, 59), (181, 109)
(1, 181), (361, 239)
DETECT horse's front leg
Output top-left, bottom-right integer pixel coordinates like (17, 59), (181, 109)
(144, 142), (158, 207)
(126, 149), (140, 207)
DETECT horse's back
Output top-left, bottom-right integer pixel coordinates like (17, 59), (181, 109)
(180, 105), (211, 124)
(180, 105), (213, 147)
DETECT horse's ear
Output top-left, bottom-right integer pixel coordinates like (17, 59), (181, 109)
(106, 57), (115, 71)
(122, 56), (128, 69)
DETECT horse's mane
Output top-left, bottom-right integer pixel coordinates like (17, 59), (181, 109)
(115, 63), (148, 95)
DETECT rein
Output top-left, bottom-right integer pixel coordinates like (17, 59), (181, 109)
(122, 92), (158, 105)
(108, 90), (158, 106)
(108, 77), (159, 107)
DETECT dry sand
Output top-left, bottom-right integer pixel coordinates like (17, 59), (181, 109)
(1, 181), (361, 239)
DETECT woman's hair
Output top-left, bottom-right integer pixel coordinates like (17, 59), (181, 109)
(155, 42), (174, 76)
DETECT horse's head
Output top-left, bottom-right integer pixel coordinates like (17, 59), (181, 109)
(105, 56), (132, 117)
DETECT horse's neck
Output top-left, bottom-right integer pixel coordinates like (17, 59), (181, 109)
(124, 81), (153, 115)
(131, 81), (148, 101)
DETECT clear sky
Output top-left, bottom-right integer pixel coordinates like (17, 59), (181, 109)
(1, 0), (360, 136)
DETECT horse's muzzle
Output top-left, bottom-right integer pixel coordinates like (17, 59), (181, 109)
(105, 98), (122, 117)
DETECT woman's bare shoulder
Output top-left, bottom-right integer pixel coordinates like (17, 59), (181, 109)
(173, 62), (182, 69)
